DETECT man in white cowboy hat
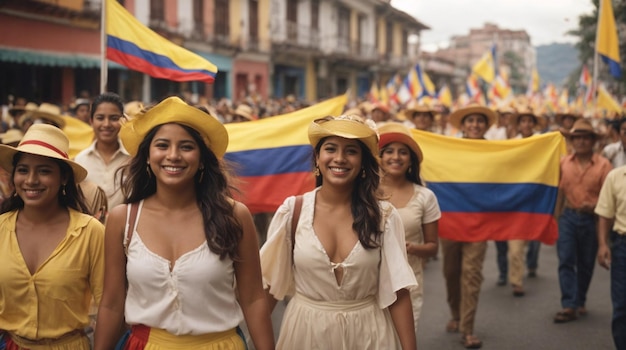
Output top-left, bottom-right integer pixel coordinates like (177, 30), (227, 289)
(554, 119), (612, 324)
(19, 102), (66, 133)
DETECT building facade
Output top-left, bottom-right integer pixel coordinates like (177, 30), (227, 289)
(0, 0), (427, 106)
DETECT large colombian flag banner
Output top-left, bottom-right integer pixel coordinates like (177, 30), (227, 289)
(105, 0), (217, 83)
(224, 95), (347, 213)
(413, 130), (566, 244)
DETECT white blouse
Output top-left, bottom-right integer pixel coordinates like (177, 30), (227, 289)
(123, 201), (243, 335)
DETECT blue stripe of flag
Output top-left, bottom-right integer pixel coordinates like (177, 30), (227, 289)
(225, 145), (313, 177)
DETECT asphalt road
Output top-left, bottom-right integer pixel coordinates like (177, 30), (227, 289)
(248, 241), (614, 349)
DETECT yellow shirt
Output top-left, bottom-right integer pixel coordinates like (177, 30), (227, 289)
(595, 165), (626, 235)
(0, 209), (105, 339)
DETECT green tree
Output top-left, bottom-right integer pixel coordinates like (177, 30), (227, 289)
(501, 50), (525, 94)
(567, 0), (626, 94)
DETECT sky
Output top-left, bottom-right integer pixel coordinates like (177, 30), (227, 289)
(390, 0), (595, 52)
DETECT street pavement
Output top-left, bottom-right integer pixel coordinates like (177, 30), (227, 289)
(252, 241), (614, 349)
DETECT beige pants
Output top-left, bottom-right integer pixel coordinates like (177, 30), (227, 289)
(441, 239), (487, 334)
(508, 240), (528, 287)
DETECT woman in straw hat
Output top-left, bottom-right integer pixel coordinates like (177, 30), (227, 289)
(261, 115), (417, 349)
(378, 122), (440, 335)
(0, 124), (104, 350)
(94, 96), (273, 350)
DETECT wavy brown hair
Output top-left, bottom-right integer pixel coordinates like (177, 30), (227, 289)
(119, 123), (242, 260)
(313, 137), (382, 249)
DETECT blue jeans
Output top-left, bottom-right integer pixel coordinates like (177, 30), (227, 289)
(611, 231), (626, 350)
(495, 240), (508, 279)
(526, 240), (540, 270)
(557, 208), (598, 309)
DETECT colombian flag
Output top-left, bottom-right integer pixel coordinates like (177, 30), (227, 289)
(413, 130), (566, 244)
(105, 0), (217, 83)
(224, 95), (347, 213)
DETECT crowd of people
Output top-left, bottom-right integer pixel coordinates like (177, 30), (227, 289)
(0, 91), (625, 350)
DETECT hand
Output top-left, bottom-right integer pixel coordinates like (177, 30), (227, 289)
(597, 245), (611, 270)
(405, 242), (415, 255)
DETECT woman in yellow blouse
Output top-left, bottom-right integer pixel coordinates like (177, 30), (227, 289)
(0, 124), (105, 350)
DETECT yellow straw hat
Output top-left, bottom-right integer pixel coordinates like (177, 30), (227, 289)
(119, 96), (229, 158)
(308, 114), (379, 156)
(448, 103), (497, 129)
(513, 106), (547, 130)
(0, 129), (24, 145)
(378, 122), (423, 163)
(0, 124), (87, 181)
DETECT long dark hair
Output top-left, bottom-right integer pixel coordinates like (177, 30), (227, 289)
(313, 137), (382, 249)
(380, 144), (423, 186)
(119, 123), (242, 260)
(1, 153), (90, 214)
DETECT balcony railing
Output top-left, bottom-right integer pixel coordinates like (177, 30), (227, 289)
(273, 21), (320, 50)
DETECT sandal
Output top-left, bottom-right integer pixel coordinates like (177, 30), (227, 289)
(461, 334), (483, 349)
(553, 309), (577, 323)
(446, 319), (459, 333)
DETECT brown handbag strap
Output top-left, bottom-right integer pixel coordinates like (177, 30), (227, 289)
(124, 202), (140, 255)
(291, 195), (303, 260)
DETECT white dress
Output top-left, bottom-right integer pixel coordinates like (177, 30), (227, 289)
(395, 184), (441, 333)
(260, 188), (417, 350)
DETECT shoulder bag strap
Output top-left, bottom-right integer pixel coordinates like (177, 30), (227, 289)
(291, 195), (303, 262)
(124, 202), (140, 255)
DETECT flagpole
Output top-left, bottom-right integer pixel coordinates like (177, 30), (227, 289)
(100, 0), (108, 94)
(592, 0), (602, 110)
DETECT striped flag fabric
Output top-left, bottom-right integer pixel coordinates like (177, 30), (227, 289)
(413, 129), (566, 244)
(596, 0), (622, 78)
(472, 44), (497, 83)
(224, 95), (347, 213)
(105, 0), (218, 83)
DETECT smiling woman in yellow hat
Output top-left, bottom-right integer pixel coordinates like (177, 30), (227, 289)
(377, 122), (440, 335)
(94, 96), (274, 350)
(261, 114), (418, 349)
(0, 123), (104, 350)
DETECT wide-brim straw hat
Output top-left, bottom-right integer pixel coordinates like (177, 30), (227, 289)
(233, 104), (254, 121)
(449, 103), (497, 129)
(0, 129), (24, 145)
(562, 118), (600, 138)
(119, 96), (229, 158)
(402, 101), (435, 120)
(555, 108), (582, 125)
(308, 115), (379, 157)
(378, 122), (423, 163)
(20, 103), (66, 129)
(8, 102), (38, 117)
(0, 124), (87, 181)
(513, 106), (546, 130)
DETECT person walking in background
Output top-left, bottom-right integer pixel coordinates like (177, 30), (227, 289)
(74, 92), (131, 210)
(602, 117), (626, 168)
(378, 122), (440, 334)
(595, 163), (626, 350)
(441, 103), (497, 349)
(0, 124), (104, 349)
(261, 115), (417, 349)
(94, 97), (274, 350)
(554, 119), (612, 323)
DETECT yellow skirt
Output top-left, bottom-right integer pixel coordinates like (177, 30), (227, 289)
(124, 325), (246, 350)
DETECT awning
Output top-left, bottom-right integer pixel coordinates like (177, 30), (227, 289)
(0, 46), (125, 69)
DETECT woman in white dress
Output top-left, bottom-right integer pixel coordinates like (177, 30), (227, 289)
(377, 123), (440, 334)
(261, 115), (418, 349)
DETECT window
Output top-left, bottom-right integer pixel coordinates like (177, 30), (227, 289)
(402, 29), (408, 55)
(214, 0), (229, 37)
(193, 0), (204, 35)
(337, 6), (350, 48)
(150, 0), (164, 21)
(287, 0), (298, 41)
(385, 21), (393, 54)
(249, 0), (259, 41)
(311, 0), (319, 30)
